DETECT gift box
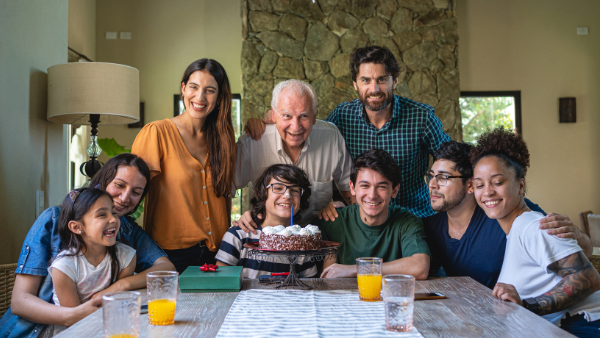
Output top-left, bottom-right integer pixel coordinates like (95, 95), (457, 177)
(179, 266), (243, 293)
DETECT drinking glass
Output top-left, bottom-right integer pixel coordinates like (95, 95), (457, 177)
(147, 271), (179, 325)
(102, 291), (141, 338)
(356, 257), (383, 301)
(382, 275), (415, 332)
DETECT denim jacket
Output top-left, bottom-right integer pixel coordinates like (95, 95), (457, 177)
(0, 207), (167, 338)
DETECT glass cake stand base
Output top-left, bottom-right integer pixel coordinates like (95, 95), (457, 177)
(244, 241), (340, 290)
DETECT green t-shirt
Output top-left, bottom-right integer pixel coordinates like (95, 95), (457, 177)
(312, 204), (430, 265)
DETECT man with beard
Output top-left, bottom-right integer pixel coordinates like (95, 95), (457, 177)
(423, 140), (593, 288)
(244, 46), (450, 218)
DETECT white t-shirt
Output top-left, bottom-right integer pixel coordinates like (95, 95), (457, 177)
(235, 121), (352, 224)
(497, 211), (600, 325)
(49, 242), (136, 306)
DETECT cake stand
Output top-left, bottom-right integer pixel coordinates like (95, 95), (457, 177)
(243, 241), (340, 290)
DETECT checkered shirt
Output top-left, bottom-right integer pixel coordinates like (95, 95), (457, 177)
(326, 95), (451, 218)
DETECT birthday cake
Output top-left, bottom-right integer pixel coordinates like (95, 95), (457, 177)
(259, 224), (322, 251)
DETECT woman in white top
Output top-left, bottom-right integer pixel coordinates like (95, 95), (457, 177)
(470, 128), (600, 337)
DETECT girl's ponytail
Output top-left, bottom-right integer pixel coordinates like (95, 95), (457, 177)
(57, 187), (121, 283)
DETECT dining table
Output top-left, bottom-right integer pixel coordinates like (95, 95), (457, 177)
(55, 277), (573, 338)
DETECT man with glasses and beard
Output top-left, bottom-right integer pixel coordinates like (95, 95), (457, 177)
(423, 140), (593, 288)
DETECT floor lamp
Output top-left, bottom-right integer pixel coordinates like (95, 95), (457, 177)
(47, 62), (140, 178)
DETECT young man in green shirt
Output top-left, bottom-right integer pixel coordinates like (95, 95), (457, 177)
(314, 149), (430, 279)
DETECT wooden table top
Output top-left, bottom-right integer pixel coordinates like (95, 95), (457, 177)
(56, 277), (573, 338)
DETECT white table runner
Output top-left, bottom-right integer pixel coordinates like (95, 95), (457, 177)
(216, 289), (423, 338)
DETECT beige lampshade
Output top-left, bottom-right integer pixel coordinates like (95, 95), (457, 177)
(47, 62), (140, 124)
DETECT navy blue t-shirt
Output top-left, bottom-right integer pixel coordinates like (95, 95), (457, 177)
(422, 199), (545, 288)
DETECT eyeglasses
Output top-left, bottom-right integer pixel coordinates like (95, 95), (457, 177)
(266, 183), (304, 196)
(425, 174), (465, 186)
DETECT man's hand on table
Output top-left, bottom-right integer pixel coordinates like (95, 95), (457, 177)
(492, 283), (523, 306)
(65, 298), (102, 327)
(320, 264), (357, 278)
(317, 201), (345, 221)
(233, 210), (261, 234)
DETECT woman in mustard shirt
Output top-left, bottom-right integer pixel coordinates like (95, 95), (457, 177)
(132, 59), (236, 273)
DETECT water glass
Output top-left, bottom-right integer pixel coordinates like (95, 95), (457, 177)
(382, 274), (415, 332)
(102, 291), (141, 338)
(356, 257), (383, 301)
(147, 271), (179, 325)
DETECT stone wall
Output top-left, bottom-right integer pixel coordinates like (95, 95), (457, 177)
(241, 0), (461, 140)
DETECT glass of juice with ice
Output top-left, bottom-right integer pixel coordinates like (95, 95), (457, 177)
(102, 291), (141, 338)
(382, 274), (415, 332)
(147, 271), (179, 325)
(356, 257), (383, 301)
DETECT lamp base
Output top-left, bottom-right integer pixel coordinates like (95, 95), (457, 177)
(80, 160), (103, 178)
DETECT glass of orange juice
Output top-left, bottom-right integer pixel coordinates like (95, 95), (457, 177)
(102, 291), (141, 338)
(147, 271), (179, 325)
(356, 257), (383, 301)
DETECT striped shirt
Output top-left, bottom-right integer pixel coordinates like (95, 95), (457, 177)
(326, 95), (451, 217)
(215, 225), (318, 279)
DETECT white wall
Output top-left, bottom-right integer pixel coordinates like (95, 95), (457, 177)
(0, 0), (69, 263)
(458, 0), (600, 226)
(95, 0), (243, 161)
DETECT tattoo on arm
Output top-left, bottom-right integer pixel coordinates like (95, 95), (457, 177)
(534, 252), (600, 315)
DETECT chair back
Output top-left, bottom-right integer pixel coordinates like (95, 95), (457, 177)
(586, 214), (600, 248)
(0, 263), (17, 317)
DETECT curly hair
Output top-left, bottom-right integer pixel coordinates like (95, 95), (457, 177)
(250, 164), (311, 225)
(433, 141), (474, 183)
(469, 128), (530, 179)
(349, 46), (400, 82)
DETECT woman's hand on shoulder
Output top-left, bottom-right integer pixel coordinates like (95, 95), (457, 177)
(232, 211), (260, 234)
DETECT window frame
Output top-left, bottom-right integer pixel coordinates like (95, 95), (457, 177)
(460, 91), (522, 136)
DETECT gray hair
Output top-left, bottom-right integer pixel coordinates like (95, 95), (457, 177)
(271, 79), (318, 115)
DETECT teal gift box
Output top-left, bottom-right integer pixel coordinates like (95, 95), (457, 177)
(179, 266), (243, 293)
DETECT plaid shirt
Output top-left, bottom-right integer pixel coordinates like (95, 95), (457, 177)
(326, 95), (451, 217)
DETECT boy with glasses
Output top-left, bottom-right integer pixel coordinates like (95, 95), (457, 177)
(216, 164), (318, 278)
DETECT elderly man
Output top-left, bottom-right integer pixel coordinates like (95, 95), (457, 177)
(234, 79), (354, 231)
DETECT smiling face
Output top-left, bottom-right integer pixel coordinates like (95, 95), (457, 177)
(273, 88), (316, 150)
(429, 159), (470, 212)
(353, 63), (397, 112)
(105, 165), (147, 217)
(180, 69), (219, 120)
(263, 177), (301, 225)
(350, 168), (399, 226)
(71, 195), (120, 248)
(473, 156), (525, 222)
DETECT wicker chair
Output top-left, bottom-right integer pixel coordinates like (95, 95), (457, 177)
(0, 263), (17, 317)
(580, 211), (600, 274)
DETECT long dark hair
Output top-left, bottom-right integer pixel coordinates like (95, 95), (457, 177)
(181, 59), (236, 197)
(90, 153), (151, 216)
(250, 164), (311, 225)
(57, 188), (121, 283)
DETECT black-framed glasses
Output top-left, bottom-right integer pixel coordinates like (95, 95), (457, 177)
(425, 174), (465, 186)
(266, 183), (304, 196)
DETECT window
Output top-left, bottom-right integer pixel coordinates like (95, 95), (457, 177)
(460, 91), (522, 144)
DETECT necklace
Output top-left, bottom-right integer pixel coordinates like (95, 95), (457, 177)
(293, 150), (302, 165)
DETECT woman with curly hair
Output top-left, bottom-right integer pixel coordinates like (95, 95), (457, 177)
(470, 128), (600, 337)
(215, 164), (317, 278)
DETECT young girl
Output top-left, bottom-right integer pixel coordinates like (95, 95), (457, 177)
(47, 188), (136, 335)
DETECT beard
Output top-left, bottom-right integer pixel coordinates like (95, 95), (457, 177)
(359, 87), (394, 112)
(431, 188), (468, 212)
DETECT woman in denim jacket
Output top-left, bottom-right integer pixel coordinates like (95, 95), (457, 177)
(0, 154), (175, 338)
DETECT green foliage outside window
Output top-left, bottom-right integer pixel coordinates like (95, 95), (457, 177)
(460, 97), (515, 144)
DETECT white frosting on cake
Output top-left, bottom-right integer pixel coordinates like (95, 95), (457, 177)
(262, 227), (278, 235)
(274, 225), (286, 232)
(298, 228), (312, 236)
(279, 229), (293, 237)
(305, 224), (321, 234)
